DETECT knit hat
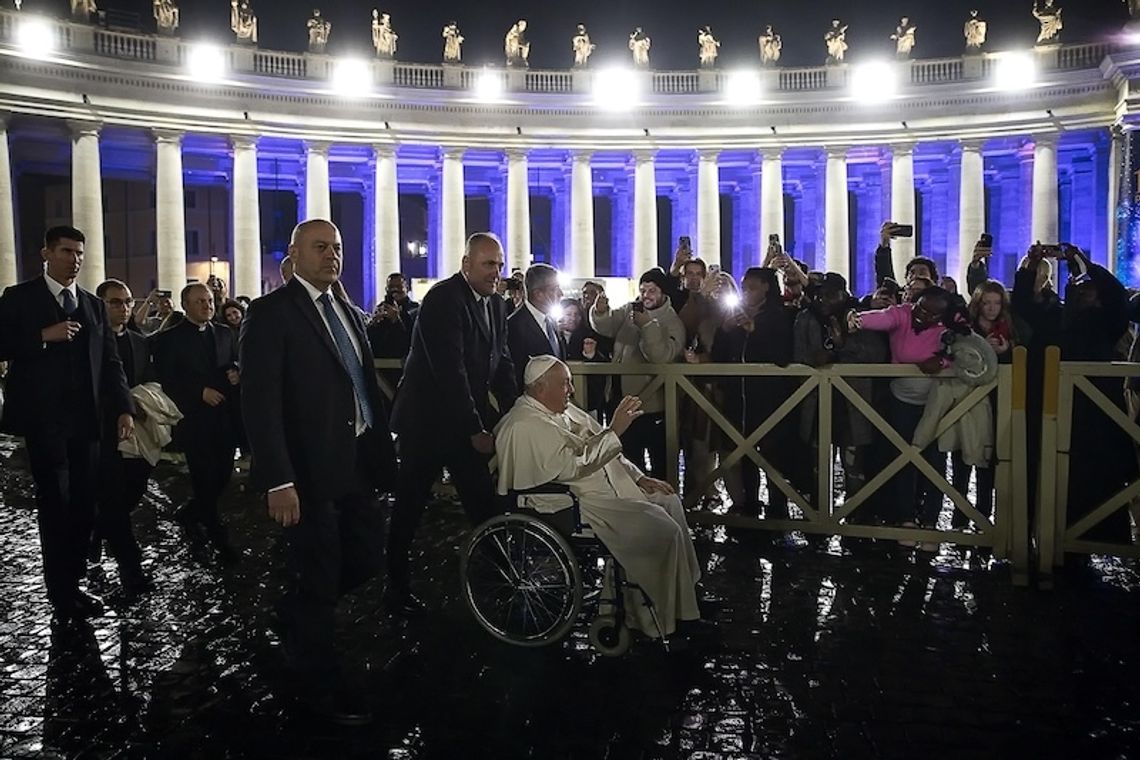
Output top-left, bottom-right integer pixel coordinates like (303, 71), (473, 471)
(638, 268), (669, 292)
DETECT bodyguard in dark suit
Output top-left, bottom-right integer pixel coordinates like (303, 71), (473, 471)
(387, 232), (518, 613)
(506, 263), (566, 390)
(152, 282), (240, 562)
(0, 226), (134, 624)
(92, 279), (156, 594)
(241, 219), (397, 726)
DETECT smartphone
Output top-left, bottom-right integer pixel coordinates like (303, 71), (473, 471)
(679, 236), (691, 251)
(768, 234), (781, 244)
(1038, 244), (1063, 258)
(889, 224), (914, 239)
(383, 295), (396, 306)
(156, 290), (172, 298)
(630, 301), (645, 313)
(979, 233), (993, 248)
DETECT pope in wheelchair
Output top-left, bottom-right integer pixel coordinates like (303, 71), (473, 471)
(475, 354), (702, 647)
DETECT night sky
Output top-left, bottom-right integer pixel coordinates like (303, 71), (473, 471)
(48, 0), (1131, 69)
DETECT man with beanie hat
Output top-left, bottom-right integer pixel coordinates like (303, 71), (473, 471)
(590, 267), (685, 479)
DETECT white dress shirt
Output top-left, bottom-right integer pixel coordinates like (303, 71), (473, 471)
(294, 274), (366, 435)
(44, 273), (79, 311)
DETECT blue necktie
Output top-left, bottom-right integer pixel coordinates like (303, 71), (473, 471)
(317, 292), (375, 430)
(61, 289), (77, 316)
(544, 318), (561, 358)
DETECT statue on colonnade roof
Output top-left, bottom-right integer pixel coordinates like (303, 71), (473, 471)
(231, 0), (258, 45)
(571, 24), (595, 68)
(154, 0), (179, 35)
(71, 0), (97, 22)
(1033, 0), (1063, 45)
(697, 26), (719, 69)
(505, 19), (531, 67)
(891, 17), (917, 59)
(759, 25), (782, 66)
(964, 10), (987, 52)
(307, 9), (332, 54)
(442, 21), (464, 63)
(372, 10), (397, 58)
(824, 19), (848, 64)
(629, 27), (651, 67)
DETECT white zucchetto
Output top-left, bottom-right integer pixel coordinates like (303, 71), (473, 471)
(524, 355), (563, 386)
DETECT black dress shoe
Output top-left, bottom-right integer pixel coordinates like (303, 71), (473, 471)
(298, 689), (374, 726)
(383, 589), (427, 617)
(120, 567), (155, 595)
(72, 587), (106, 619)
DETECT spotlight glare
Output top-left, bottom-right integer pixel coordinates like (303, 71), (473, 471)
(16, 17), (55, 58)
(593, 68), (641, 111)
(549, 304), (564, 321)
(186, 43), (226, 82)
(474, 69), (504, 101)
(331, 58), (372, 96)
(722, 293), (741, 309)
(993, 52), (1037, 91)
(557, 272), (572, 288)
(724, 70), (762, 105)
(850, 61), (898, 102)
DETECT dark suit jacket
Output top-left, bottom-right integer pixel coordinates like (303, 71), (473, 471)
(507, 304), (566, 390)
(117, 329), (155, 389)
(390, 272), (518, 440)
(0, 276), (132, 438)
(151, 319), (238, 447)
(240, 278), (397, 501)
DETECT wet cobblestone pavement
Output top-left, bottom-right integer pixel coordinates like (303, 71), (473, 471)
(1, 437), (1139, 759)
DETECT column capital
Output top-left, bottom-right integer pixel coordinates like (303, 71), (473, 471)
(440, 146), (466, 161)
(824, 145), (850, 160)
(231, 134), (259, 150)
(66, 119), (102, 139)
(304, 140), (332, 156)
(887, 140), (916, 156)
(569, 149), (594, 162)
(153, 129), (184, 145)
(504, 148), (529, 161)
(373, 143), (397, 159)
(0, 110), (11, 130)
(1032, 132), (1060, 148)
(696, 148), (721, 161)
(760, 147), (786, 161)
(958, 137), (987, 152)
(631, 149), (657, 163)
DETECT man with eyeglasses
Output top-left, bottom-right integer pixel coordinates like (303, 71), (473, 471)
(93, 279), (155, 594)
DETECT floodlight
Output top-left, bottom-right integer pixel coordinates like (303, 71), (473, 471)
(993, 53), (1037, 91)
(331, 58), (372, 95)
(474, 69), (504, 100)
(722, 293), (741, 309)
(593, 68), (641, 111)
(16, 17), (55, 58)
(186, 43), (226, 82)
(549, 303), (564, 321)
(724, 70), (762, 105)
(557, 272), (572, 288)
(850, 61), (898, 101)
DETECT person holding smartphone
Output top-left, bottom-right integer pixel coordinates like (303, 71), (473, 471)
(874, 220), (938, 287)
(133, 288), (182, 335)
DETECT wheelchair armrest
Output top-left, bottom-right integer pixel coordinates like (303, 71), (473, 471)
(506, 483), (584, 533)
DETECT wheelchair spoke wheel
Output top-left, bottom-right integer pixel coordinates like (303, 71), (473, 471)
(461, 514), (583, 647)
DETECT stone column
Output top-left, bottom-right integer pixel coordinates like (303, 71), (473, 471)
(1031, 133), (1059, 244)
(632, 150), (658, 277)
(70, 121), (105, 291)
(696, 149), (721, 268)
(957, 139), (986, 283)
(824, 147), (851, 281)
(890, 142), (916, 278)
(0, 119), (17, 290)
(440, 147), (466, 276)
(304, 141), (331, 220)
(154, 129), (187, 292)
(373, 144), (400, 298)
(569, 150), (595, 277)
(760, 149), (785, 252)
(232, 135), (261, 297)
(505, 149), (531, 272)
(1107, 126), (1125, 275)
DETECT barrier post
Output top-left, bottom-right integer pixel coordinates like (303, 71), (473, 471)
(1007, 349), (1029, 585)
(1036, 346), (1061, 588)
(665, 375), (681, 490)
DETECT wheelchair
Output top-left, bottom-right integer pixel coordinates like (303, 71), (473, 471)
(459, 484), (668, 656)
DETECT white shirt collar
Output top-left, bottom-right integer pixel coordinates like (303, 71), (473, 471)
(44, 273), (77, 300)
(524, 299), (551, 332)
(462, 274), (488, 304)
(294, 273), (331, 302)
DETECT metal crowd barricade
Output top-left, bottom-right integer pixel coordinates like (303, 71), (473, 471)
(373, 355), (1031, 584)
(1037, 349), (1140, 586)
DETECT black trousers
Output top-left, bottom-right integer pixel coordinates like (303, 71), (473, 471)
(388, 430), (496, 591)
(94, 448), (152, 570)
(622, 412), (666, 481)
(282, 437), (387, 686)
(183, 438), (234, 533)
(25, 434), (100, 609)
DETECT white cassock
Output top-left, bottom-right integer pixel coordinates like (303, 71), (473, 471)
(494, 394), (702, 636)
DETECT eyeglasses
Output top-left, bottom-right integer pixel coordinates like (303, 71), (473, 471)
(105, 298), (134, 307)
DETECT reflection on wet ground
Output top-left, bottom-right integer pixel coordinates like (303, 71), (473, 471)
(1, 435), (1138, 758)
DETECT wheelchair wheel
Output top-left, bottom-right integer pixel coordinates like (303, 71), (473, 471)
(588, 615), (631, 657)
(461, 514), (583, 647)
